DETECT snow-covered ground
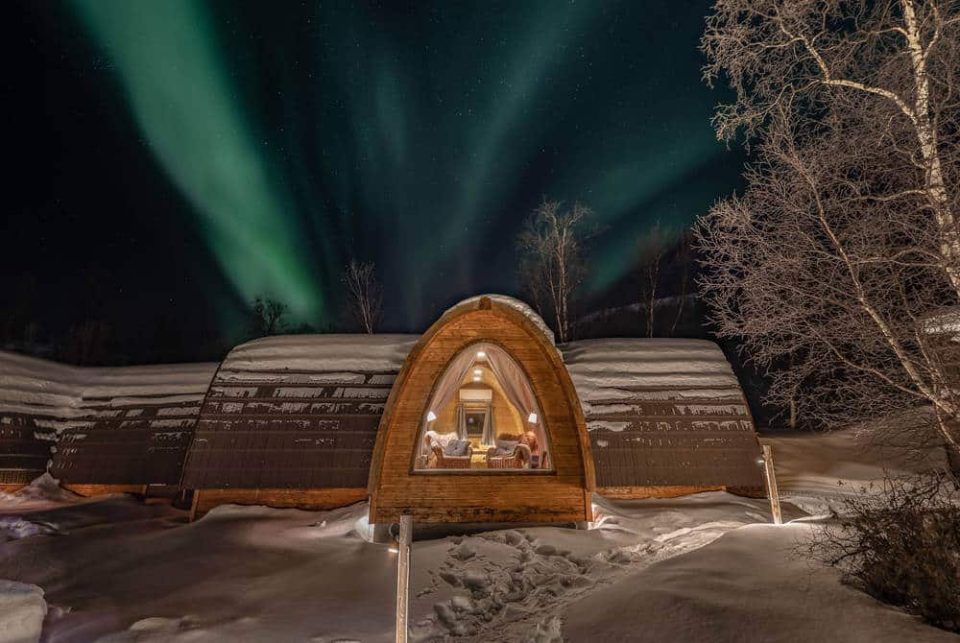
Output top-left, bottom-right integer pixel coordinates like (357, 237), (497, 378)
(0, 428), (954, 642)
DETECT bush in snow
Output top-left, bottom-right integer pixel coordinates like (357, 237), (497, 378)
(813, 473), (960, 633)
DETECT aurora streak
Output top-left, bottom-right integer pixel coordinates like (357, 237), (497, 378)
(61, 0), (742, 332)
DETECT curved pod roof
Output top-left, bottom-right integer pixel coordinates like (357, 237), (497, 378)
(0, 350), (217, 487)
(180, 334), (419, 492)
(368, 295), (595, 525)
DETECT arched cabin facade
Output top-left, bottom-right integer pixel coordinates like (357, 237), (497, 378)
(1, 295), (765, 528)
(367, 296), (595, 527)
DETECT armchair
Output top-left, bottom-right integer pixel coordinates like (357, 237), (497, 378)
(485, 442), (531, 469)
(423, 430), (474, 469)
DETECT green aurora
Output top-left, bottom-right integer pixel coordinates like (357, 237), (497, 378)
(72, 0), (324, 323)
(62, 0), (742, 333)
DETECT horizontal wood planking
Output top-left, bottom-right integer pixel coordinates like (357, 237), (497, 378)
(369, 298), (594, 525)
(52, 425), (193, 486)
(192, 487), (367, 517)
(183, 362), (401, 490)
(564, 338), (765, 492)
(598, 485), (726, 499)
(0, 416), (53, 485)
(64, 483), (145, 496)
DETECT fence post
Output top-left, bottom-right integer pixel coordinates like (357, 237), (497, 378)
(762, 444), (783, 525)
(396, 514), (413, 643)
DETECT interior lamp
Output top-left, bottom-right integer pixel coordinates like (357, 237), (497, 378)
(527, 412), (538, 424)
(473, 369), (482, 376)
(426, 411), (437, 422)
(476, 350), (486, 359)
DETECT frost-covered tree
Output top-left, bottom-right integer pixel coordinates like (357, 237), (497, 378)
(698, 0), (960, 469)
(342, 260), (383, 334)
(703, 0), (960, 293)
(517, 200), (594, 343)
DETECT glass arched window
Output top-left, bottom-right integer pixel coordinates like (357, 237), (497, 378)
(413, 343), (553, 472)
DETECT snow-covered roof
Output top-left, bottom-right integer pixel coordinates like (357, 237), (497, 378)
(919, 306), (960, 336)
(561, 338), (762, 489)
(182, 334), (420, 491)
(0, 350), (219, 486)
(562, 338), (747, 413)
(0, 350), (218, 432)
(2, 329), (764, 492)
(217, 334), (419, 381)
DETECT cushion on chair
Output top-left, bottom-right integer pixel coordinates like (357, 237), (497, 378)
(444, 439), (472, 457)
(493, 439), (518, 453)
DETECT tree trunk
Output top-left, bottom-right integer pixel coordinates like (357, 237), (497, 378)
(902, 0), (960, 296)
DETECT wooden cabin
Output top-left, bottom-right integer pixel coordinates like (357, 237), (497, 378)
(179, 334), (418, 515)
(0, 294), (765, 528)
(367, 295), (595, 529)
(565, 338), (764, 497)
(0, 350), (216, 496)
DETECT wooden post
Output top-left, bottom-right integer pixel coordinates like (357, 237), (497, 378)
(762, 444), (782, 525)
(396, 514), (413, 643)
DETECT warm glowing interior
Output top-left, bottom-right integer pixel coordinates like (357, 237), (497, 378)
(414, 343), (551, 472)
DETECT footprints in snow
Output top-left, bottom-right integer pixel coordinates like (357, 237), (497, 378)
(420, 529), (633, 640)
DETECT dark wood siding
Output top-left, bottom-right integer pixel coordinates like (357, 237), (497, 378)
(3, 317), (766, 501)
(181, 335), (418, 491)
(51, 400), (201, 485)
(0, 350), (217, 488)
(0, 415), (52, 486)
(563, 338), (764, 492)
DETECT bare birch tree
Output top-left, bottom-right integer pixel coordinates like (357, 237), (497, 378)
(517, 200), (594, 343)
(698, 122), (960, 467)
(670, 231), (694, 336)
(699, 0), (960, 470)
(634, 227), (695, 337)
(342, 260), (383, 334)
(636, 223), (669, 338)
(703, 0), (960, 295)
(250, 296), (288, 337)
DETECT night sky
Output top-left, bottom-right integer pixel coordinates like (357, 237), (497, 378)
(2, 0), (743, 355)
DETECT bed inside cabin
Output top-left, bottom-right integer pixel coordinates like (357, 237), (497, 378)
(414, 343), (552, 472)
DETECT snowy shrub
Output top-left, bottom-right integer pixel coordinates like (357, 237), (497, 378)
(813, 473), (960, 633)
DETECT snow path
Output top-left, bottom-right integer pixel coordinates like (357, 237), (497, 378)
(408, 493), (780, 641)
(0, 492), (777, 643)
(0, 426), (954, 642)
